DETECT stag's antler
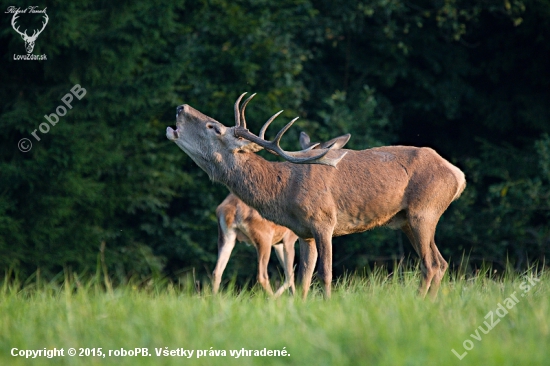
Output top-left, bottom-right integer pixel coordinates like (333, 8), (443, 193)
(11, 14), (26, 38)
(11, 13), (48, 39)
(34, 13), (49, 37)
(233, 93), (347, 166)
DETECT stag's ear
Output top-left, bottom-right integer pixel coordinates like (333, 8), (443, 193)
(299, 132), (311, 149)
(300, 132), (351, 150)
(318, 133), (351, 150)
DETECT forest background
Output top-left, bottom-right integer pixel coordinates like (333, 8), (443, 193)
(1, 0), (549, 286)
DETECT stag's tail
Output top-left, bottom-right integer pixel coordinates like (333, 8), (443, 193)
(451, 166), (467, 202)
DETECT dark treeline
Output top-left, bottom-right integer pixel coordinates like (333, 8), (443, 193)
(1, 0), (549, 285)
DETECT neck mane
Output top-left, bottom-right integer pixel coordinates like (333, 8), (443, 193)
(213, 152), (292, 216)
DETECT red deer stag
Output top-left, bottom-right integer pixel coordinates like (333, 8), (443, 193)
(213, 132), (350, 297)
(167, 93), (466, 299)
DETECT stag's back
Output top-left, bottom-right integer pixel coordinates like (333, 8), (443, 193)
(280, 146), (465, 237)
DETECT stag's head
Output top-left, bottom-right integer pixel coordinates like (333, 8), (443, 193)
(166, 104), (237, 175)
(166, 93), (348, 180)
(11, 13), (49, 54)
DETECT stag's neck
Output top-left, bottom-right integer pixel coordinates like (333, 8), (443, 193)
(214, 153), (291, 213)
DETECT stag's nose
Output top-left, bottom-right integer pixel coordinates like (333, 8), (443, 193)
(176, 105), (184, 118)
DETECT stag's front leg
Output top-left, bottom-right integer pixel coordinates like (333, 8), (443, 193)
(298, 237), (317, 299)
(315, 231), (334, 299)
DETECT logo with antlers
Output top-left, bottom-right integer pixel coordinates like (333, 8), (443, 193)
(11, 10), (48, 54)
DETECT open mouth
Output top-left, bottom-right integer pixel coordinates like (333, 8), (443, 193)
(166, 126), (179, 140)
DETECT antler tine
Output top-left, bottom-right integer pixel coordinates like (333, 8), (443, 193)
(39, 13), (49, 33)
(266, 117), (331, 163)
(234, 92), (247, 128)
(233, 93), (345, 166)
(300, 142), (321, 152)
(239, 93), (256, 130)
(259, 110), (283, 139)
(273, 117), (299, 148)
(11, 14), (25, 36)
(274, 143), (331, 164)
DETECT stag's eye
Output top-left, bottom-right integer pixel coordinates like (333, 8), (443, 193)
(206, 123), (222, 135)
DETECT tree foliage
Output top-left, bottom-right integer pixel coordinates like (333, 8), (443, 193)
(1, 0), (548, 283)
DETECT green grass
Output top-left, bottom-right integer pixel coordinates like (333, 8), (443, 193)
(0, 267), (548, 365)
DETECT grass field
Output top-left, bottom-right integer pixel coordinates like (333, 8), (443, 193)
(0, 266), (548, 365)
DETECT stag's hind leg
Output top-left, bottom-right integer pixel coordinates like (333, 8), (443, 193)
(428, 241), (448, 296)
(314, 230), (334, 299)
(407, 213), (441, 298)
(404, 224), (448, 297)
(401, 222), (421, 257)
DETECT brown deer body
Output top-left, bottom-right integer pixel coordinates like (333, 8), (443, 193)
(212, 133), (350, 296)
(167, 94), (466, 299)
(213, 193), (298, 296)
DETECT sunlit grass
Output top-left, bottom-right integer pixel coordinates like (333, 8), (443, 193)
(0, 266), (548, 365)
